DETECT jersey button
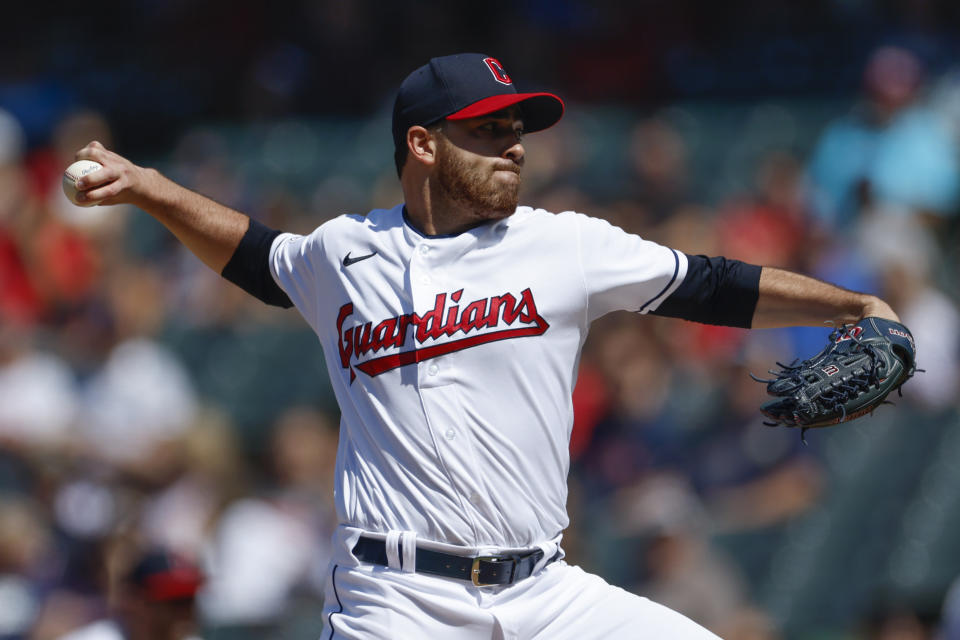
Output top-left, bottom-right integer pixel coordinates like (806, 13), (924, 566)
(428, 364), (439, 376)
(420, 275), (431, 285)
(470, 493), (482, 505)
(419, 245), (430, 255)
(444, 429), (456, 440)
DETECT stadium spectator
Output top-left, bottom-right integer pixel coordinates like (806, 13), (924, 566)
(807, 46), (960, 233)
(56, 547), (204, 640)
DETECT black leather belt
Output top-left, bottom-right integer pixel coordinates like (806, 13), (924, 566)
(351, 536), (559, 587)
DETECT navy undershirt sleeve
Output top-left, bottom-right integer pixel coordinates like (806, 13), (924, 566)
(220, 218), (293, 308)
(651, 253), (761, 328)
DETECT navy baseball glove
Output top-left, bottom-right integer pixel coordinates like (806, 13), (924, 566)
(755, 317), (917, 434)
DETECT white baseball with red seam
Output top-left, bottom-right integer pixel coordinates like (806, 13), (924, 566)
(62, 160), (103, 207)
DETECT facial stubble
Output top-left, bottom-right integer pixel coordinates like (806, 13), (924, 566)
(434, 136), (520, 220)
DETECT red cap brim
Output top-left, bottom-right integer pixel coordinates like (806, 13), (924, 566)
(142, 568), (205, 601)
(446, 92), (565, 132)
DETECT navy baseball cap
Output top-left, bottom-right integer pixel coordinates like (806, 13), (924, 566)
(392, 53), (564, 159)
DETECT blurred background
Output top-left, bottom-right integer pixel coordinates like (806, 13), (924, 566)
(3, 1), (960, 638)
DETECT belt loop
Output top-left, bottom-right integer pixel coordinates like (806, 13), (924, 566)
(531, 541), (556, 575)
(385, 531), (402, 570)
(400, 531), (417, 573)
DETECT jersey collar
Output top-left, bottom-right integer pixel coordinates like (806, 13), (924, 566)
(401, 205), (513, 239)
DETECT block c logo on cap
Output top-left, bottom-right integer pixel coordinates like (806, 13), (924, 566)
(483, 57), (512, 85)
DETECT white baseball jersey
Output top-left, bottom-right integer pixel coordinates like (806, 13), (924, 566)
(269, 204), (688, 550)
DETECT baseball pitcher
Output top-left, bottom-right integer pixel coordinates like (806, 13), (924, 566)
(70, 54), (909, 639)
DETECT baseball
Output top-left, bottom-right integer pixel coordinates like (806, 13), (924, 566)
(62, 160), (103, 207)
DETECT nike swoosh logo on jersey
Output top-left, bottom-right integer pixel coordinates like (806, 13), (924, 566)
(343, 251), (377, 267)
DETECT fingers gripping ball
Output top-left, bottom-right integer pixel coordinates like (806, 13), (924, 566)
(754, 317), (918, 434)
(63, 160), (103, 207)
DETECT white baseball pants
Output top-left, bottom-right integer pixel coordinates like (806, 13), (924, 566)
(320, 558), (722, 639)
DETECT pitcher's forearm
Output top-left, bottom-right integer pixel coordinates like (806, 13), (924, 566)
(751, 267), (898, 328)
(131, 169), (249, 273)
(74, 141), (248, 274)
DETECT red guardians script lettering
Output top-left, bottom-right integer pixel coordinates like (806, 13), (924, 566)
(336, 288), (549, 381)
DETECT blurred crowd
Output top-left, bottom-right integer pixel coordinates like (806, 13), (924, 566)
(1, 45), (960, 639)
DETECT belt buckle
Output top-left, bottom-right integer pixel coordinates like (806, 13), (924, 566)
(471, 555), (515, 587)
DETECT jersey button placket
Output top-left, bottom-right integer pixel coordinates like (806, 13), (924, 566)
(410, 236), (484, 539)
(411, 240), (449, 388)
(411, 242), (434, 299)
(411, 239), (481, 538)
